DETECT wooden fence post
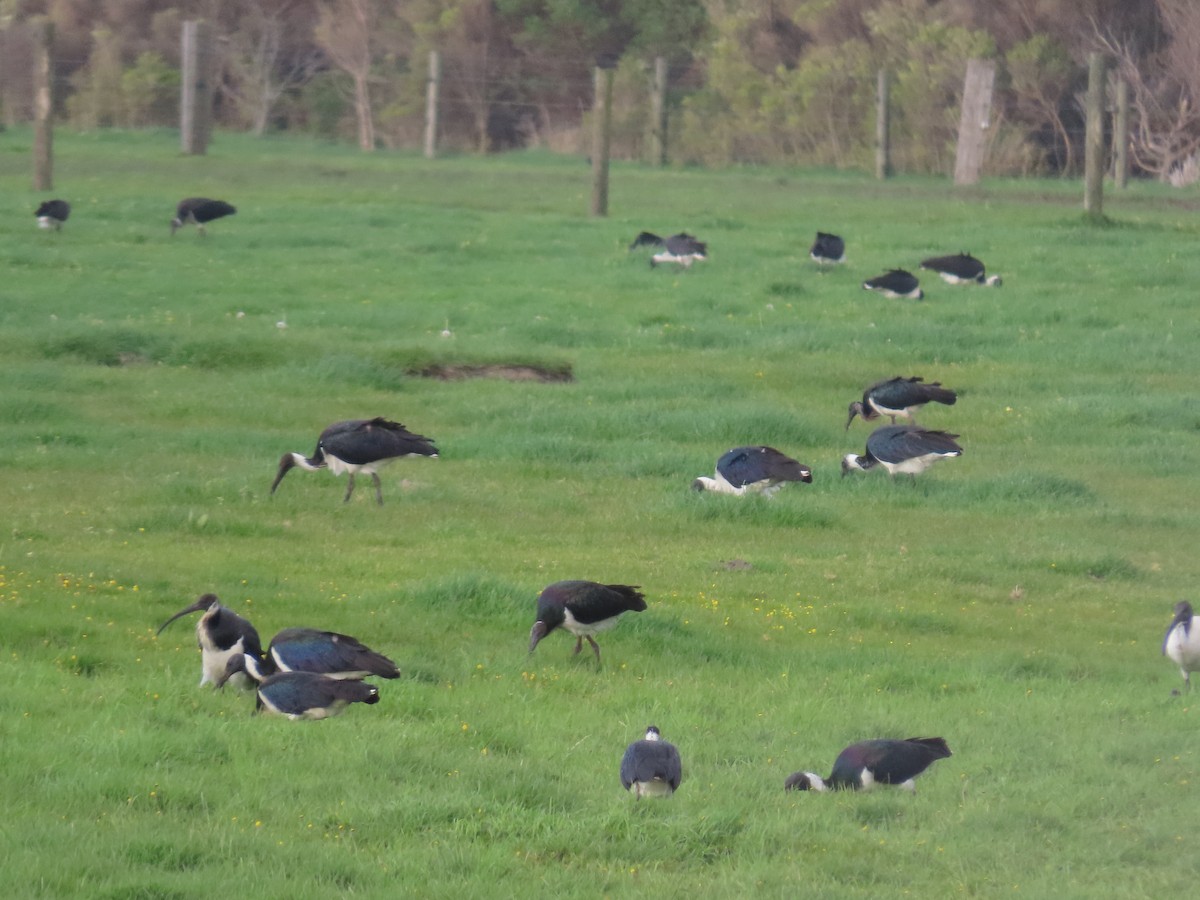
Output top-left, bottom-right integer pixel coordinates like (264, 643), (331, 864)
(875, 68), (891, 179)
(424, 49), (440, 160)
(649, 56), (668, 166)
(1083, 52), (1108, 219)
(1113, 75), (1129, 189)
(180, 20), (214, 155)
(590, 61), (615, 217)
(31, 17), (54, 191)
(953, 59), (996, 186)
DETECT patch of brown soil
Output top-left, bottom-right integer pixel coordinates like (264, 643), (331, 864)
(414, 364), (573, 383)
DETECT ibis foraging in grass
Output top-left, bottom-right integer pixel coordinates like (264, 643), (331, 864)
(846, 376), (958, 429)
(621, 726), (683, 799)
(692, 446), (812, 497)
(629, 231), (708, 268)
(270, 417), (438, 505)
(1163, 600), (1200, 693)
(217, 661), (380, 720)
(842, 425), (962, 479)
(35, 199), (71, 231)
(156, 594), (264, 689)
(528, 581), (647, 663)
(237, 627), (401, 683)
(171, 198), (237, 235)
(785, 737), (951, 793)
(862, 268), (923, 299)
(919, 252), (1001, 286)
(809, 231), (845, 265)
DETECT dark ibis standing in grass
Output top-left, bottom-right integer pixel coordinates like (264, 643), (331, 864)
(217, 661), (380, 720)
(237, 627), (401, 682)
(785, 737), (951, 793)
(1164, 600), (1200, 693)
(35, 199), (71, 231)
(846, 376), (958, 429)
(270, 417), (438, 505)
(156, 593), (263, 689)
(621, 726), (683, 799)
(920, 252), (1001, 286)
(692, 445), (812, 497)
(809, 231), (845, 265)
(862, 268), (923, 299)
(528, 581), (647, 663)
(628, 231), (708, 268)
(171, 197), (237, 235)
(842, 425), (962, 479)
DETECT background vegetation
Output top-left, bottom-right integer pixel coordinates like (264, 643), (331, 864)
(3, 0), (1200, 177)
(2, 128), (1200, 897)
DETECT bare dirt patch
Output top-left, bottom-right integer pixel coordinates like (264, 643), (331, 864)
(413, 363), (573, 383)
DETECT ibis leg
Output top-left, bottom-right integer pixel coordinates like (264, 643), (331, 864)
(586, 636), (602, 662)
(343, 475), (356, 503)
(371, 472), (385, 505)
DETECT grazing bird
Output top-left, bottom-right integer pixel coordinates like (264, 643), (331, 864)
(846, 376), (958, 429)
(842, 425), (963, 478)
(270, 417), (438, 505)
(1163, 600), (1200, 693)
(236, 627), (401, 683)
(920, 252), (1001, 286)
(785, 737), (951, 793)
(621, 726), (683, 799)
(156, 593), (264, 689)
(171, 197), (237, 235)
(35, 199), (71, 231)
(528, 580), (647, 663)
(629, 231), (708, 268)
(217, 660), (380, 720)
(862, 268), (923, 299)
(692, 445), (813, 497)
(809, 231), (845, 265)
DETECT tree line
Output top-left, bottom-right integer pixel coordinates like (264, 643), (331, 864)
(1, 0), (1197, 180)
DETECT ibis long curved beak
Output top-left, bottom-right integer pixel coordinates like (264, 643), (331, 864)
(215, 653), (248, 690)
(528, 621), (548, 654)
(270, 453), (297, 495)
(845, 403), (861, 431)
(156, 594), (217, 635)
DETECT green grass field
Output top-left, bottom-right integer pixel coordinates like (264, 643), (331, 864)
(2, 128), (1199, 898)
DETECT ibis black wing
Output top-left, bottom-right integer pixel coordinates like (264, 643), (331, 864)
(629, 231), (665, 250)
(539, 581), (646, 625)
(868, 426), (961, 464)
(620, 740), (682, 790)
(321, 418), (437, 464)
(717, 446), (810, 487)
(270, 628), (400, 678)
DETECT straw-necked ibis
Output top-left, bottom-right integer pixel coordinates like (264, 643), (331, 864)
(842, 425), (962, 478)
(35, 199), (71, 231)
(809, 231), (845, 265)
(171, 198), (236, 235)
(528, 581), (647, 663)
(785, 737), (951, 792)
(237, 627), (401, 682)
(920, 252), (1001, 286)
(621, 726), (683, 798)
(692, 445), (812, 497)
(629, 231), (707, 268)
(270, 417), (438, 505)
(156, 594), (264, 689)
(863, 268), (923, 299)
(846, 376), (958, 429)
(217, 661), (380, 720)
(1164, 600), (1200, 693)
